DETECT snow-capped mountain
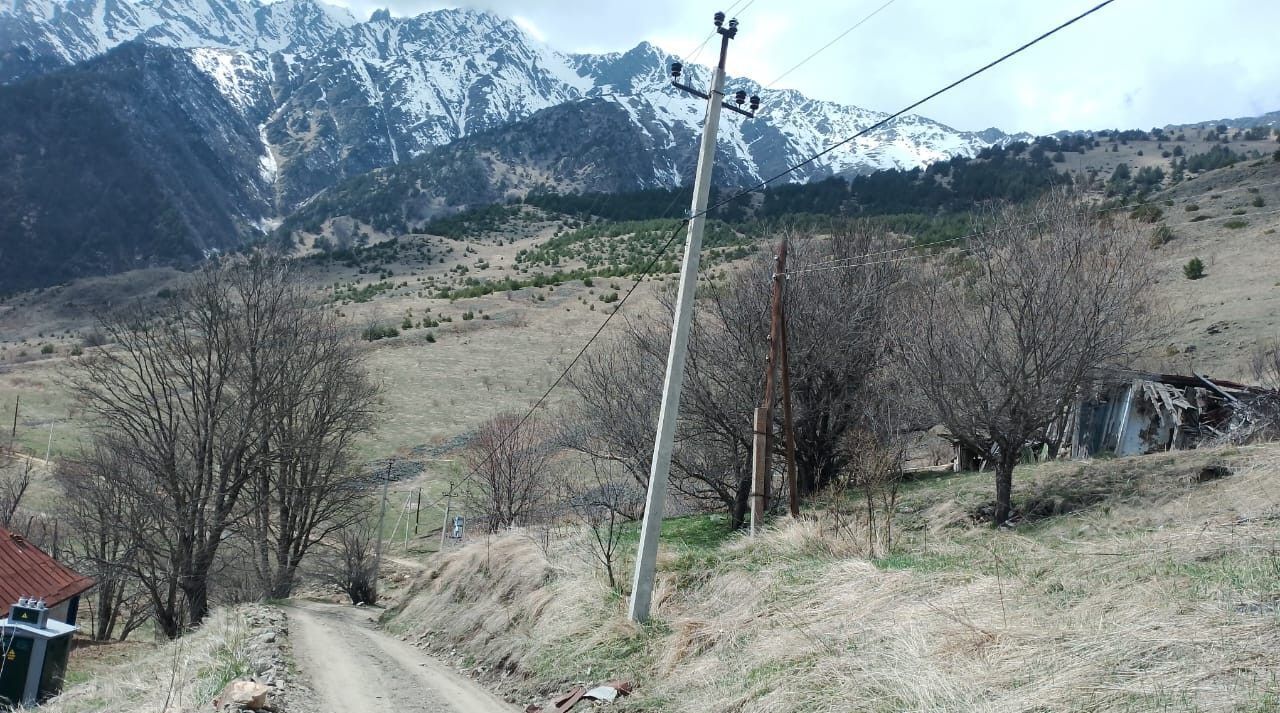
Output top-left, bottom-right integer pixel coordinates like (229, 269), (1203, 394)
(0, 0), (354, 73)
(0, 1), (1014, 287)
(1, 1), (1000, 203)
(570, 41), (995, 187)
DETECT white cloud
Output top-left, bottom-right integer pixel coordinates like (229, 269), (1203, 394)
(323, 0), (1280, 133)
(510, 15), (546, 43)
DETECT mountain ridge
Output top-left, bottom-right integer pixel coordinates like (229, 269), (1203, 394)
(0, 0), (1044, 289)
(1, 1), (1007, 201)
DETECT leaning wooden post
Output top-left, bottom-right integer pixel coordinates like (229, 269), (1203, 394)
(778, 290), (800, 517)
(750, 241), (789, 534)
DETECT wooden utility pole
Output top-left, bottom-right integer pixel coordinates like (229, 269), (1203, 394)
(750, 240), (788, 534)
(414, 488), (422, 535)
(9, 394), (18, 452)
(779, 296), (800, 518)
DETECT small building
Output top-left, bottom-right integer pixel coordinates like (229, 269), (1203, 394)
(0, 527), (94, 627)
(1071, 372), (1280, 458)
(0, 527), (94, 707)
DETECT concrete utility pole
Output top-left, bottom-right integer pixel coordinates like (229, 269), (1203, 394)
(629, 11), (759, 624)
(372, 461), (391, 585)
(439, 483), (454, 551)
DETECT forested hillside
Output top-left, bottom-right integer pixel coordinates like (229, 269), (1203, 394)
(0, 42), (273, 291)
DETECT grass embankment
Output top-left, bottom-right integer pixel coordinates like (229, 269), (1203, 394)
(386, 445), (1280, 712)
(29, 606), (273, 713)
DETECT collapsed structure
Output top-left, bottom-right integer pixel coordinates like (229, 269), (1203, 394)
(944, 371), (1280, 471)
(1071, 371), (1280, 458)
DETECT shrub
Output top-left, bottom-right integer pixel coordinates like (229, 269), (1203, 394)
(1130, 204), (1163, 223)
(361, 324), (399, 341)
(1253, 195), (1266, 207)
(1224, 219), (1248, 229)
(40, 344), (54, 354)
(600, 292), (620, 304)
(424, 332), (436, 343)
(1051, 151), (1065, 163)
(1150, 225), (1175, 247)
(1190, 214), (1211, 222)
(1185, 204), (1199, 212)
(1183, 257), (1205, 280)
(461, 311), (475, 320)
(401, 316), (413, 330)
(1274, 148), (1280, 162)
(70, 345), (83, 357)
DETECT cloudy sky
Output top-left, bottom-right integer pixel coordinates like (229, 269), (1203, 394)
(327, 0), (1280, 135)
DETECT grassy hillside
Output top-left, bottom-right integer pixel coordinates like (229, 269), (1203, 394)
(2, 144), (1277, 549)
(384, 445), (1280, 712)
(30, 605), (291, 713)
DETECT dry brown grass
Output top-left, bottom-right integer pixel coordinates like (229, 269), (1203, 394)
(386, 444), (1280, 712)
(28, 607), (257, 713)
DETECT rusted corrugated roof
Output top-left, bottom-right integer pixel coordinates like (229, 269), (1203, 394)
(0, 525), (94, 617)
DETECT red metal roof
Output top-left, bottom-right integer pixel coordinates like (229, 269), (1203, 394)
(0, 526), (94, 617)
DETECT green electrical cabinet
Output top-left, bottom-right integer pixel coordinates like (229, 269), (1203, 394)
(0, 635), (33, 706)
(1, 600), (76, 708)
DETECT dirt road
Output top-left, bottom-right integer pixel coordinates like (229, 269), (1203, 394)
(286, 601), (514, 713)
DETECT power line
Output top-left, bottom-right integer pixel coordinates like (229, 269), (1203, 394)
(782, 205), (1280, 278)
(786, 177), (1280, 273)
(701, 0), (1121, 218)
(761, 0), (899, 91)
(440, 0), (1120, 498)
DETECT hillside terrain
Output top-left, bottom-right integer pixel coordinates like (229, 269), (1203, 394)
(2, 151), (1278, 543)
(3, 3), (1278, 710)
(0, 42), (274, 291)
(386, 444), (1280, 712)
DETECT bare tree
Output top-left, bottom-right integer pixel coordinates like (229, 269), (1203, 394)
(900, 190), (1158, 525)
(320, 509), (380, 605)
(0, 453), (32, 527)
(566, 227), (901, 528)
(246, 302), (379, 600)
(69, 256), (377, 636)
(55, 449), (150, 641)
(1253, 337), (1280, 391)
(464, 413), (556, 532)
(563, 459), (644, 592)
(840, 396), (910, 556)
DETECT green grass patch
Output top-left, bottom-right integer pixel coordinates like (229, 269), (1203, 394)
(617, 513), (737, 552)
(872, 551), (975, 574)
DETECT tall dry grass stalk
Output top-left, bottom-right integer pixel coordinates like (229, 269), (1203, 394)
(26, 607), (253, 713)
(391, 445), (1280, 712)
